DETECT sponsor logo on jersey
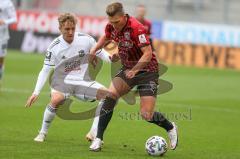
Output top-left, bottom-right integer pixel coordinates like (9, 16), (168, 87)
(138, 34), (147, 43)
(65, 59), (81, 72)
(119, 41), (133, 48)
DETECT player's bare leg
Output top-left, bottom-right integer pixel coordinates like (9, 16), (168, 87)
(140, 96), (178, 150)
(34, 92), (65, 142)
(90, 77), (130, 151)
(140, 96), (156, 120)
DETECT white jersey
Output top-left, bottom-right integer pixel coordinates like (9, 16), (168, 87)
(33, 32), (111, 95)
(45, 32), (98, 81)
(0, 0), (17, 42)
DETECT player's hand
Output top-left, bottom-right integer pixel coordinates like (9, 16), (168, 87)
(89, 50), (98, 68)
(110, 53), (120, 62)
(125, 69), (137, 79)
(25, 94), (39, 107)
(0, 20), (5, 25)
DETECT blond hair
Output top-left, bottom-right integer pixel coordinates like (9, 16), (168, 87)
(106, 2), (124, 16)
(58, 13), (77, 27)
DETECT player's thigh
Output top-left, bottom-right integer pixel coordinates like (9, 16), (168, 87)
(108, 77), (131, 99)
(140, 96), (156, 120)
(50, 89), (66, 107)
(72, 80), (104, 101)
(84, 81), (108, 101)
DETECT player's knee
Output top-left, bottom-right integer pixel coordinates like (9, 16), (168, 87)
(97, 88), (118, 100)
(96, 87), (109, 100)
(50, 93), (65, 107)
(107, 91), (118, 100)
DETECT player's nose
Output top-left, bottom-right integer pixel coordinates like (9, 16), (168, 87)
(69, 29), (74, 35)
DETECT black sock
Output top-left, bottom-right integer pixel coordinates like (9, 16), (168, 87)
(148, 112), (173, 131)
(96, 97), (117, 140)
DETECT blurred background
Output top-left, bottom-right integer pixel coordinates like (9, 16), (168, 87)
(9, 0), (240, 70)
(12, 0), (240, 24)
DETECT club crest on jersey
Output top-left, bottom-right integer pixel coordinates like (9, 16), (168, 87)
(78, 50), (85, 57)
(45, 51), (52, 60)
(124, 32), (130, 40)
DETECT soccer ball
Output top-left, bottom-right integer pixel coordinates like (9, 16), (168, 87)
(145, 136), (168, 156)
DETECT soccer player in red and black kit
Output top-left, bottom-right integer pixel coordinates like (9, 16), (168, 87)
(136, 4), (151, 38)
(89, 2), (178, 152)
(135, 4), (154, 49)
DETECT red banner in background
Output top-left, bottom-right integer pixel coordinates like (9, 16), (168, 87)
(9, 10), (108, 53)
(10, 10), (107, 36)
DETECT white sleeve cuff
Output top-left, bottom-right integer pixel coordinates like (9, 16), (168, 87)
(96, 49), (111, 62)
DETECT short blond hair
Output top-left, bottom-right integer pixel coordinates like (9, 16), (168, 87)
(58, 13), (77, 27)
(106, 2), (124, 17)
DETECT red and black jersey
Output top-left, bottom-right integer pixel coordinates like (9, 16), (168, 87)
(105, 15), (158, 72)
(137, 18), (152, 35)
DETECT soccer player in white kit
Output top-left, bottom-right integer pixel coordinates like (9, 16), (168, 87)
(25, 13), (113, 142)
(0, 0), (16, 87)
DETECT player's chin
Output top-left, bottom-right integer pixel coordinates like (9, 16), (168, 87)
(66, 37), (74, 43)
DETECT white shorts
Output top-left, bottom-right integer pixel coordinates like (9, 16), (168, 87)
(51, 80), (105, 102)
(0, 41), (8, 58)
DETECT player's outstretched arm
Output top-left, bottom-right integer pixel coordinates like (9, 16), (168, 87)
(89, 35), (109, 67)
(25, 65), (52, 107)
(96, 48), (120, 63)
(125, 45), (152, 79)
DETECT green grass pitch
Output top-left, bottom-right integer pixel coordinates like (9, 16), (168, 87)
(0, 50), (240, 159)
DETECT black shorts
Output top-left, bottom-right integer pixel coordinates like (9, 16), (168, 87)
(115, 68), (159, 97)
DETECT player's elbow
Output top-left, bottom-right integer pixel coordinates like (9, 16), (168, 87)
(144, 51), (152, 64)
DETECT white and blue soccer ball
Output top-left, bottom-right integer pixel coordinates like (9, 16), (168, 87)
(145, 136), (168, 156)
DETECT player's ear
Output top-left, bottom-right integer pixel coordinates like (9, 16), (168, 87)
(59, 24), (62, 32)
(59, 26), (62, 33)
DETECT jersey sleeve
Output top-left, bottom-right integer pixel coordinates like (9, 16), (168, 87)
(88, 36), (111, 62)
(96, 49), (111, 62)
(133, 25), (150, 48)
(89, 36), (97, 49)
(4, 1), (17, 25)
(33, 64), (52, 95)
(44, 49), (55, 67)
